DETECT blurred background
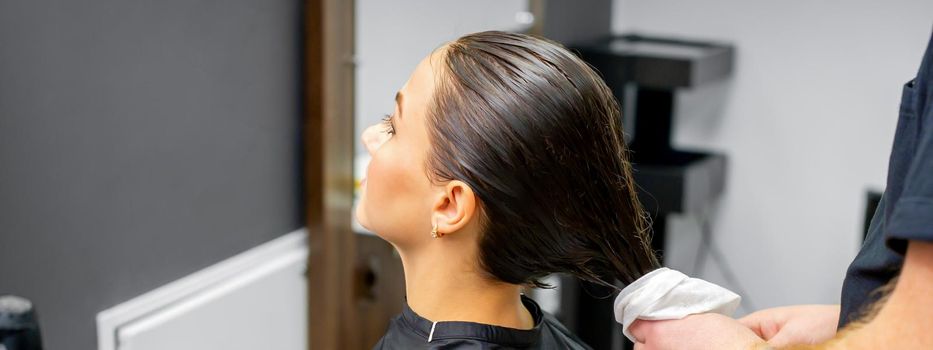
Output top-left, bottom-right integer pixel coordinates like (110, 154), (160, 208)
(1, 0), (932, 349)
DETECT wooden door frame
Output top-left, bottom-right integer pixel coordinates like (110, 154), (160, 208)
(304, 0), (358, 348)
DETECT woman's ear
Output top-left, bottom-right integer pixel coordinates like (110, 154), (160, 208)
(431, 180), (478, 237)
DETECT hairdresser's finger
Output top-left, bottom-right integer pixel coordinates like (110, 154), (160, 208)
(628, 319), (651, 344)
(738, 310), (781, 340)
(765, 330), (803, 348)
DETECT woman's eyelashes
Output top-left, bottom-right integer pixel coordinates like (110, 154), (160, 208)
(381, 114), (396, 135)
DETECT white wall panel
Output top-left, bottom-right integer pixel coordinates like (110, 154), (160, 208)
(98, 230), (307, 350)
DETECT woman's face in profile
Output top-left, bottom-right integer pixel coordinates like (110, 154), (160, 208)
(356, 52), (441, 247)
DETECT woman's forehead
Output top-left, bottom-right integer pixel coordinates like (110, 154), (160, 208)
(398, 52), (442, 117)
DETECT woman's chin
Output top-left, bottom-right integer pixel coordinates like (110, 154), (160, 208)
(353, 198), (398, 244)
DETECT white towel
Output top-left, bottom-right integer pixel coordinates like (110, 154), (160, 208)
(613, 267), (741, 342)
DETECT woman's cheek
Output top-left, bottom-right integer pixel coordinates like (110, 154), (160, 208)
(362, 153), (398, 224)
(364, 150), (427, 244)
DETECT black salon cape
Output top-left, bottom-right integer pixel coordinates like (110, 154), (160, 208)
(372, 295), (592, 349)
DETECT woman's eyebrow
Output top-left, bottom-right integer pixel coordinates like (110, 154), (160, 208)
(395, 91), (403, 120)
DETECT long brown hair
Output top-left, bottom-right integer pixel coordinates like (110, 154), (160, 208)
(425, 31), (659, 288)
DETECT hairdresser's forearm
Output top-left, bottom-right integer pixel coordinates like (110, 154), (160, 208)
(781, 241), (933, 350)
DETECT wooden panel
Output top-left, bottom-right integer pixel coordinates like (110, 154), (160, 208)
(304, 0), (357, 348)
(354, 234), (406, 348)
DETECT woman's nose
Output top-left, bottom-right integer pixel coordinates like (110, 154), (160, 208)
(362, 123), (390, 155)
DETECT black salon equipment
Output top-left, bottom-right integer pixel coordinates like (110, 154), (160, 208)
(0, 295), (43, 350)
(864, 190), (883, 240)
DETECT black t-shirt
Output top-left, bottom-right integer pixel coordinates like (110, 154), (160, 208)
(840, 30), (933, 327)
(372, 295), (592, 350)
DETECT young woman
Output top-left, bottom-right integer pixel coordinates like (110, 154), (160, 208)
(356, 31), (660, 349)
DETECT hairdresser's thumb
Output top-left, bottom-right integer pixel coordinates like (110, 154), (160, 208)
(628, 319), (652, 344)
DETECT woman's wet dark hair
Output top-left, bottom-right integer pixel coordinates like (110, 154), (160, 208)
(425, 31), (660, 288)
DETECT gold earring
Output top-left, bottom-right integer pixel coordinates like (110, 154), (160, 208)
(431, 221), (439, 238)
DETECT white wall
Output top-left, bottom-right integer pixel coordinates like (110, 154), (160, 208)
(613, 0), (933, 311)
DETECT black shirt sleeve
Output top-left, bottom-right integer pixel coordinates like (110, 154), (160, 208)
(887, 31), (933, 254)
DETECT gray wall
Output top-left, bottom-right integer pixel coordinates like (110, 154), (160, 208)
(0, 1), (303, 349)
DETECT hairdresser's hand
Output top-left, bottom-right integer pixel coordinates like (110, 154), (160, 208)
(738, 304), (840, 347)
(629, 313), (767, 350)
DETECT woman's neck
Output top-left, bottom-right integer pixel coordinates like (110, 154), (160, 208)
(399, 242), (534, 330)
